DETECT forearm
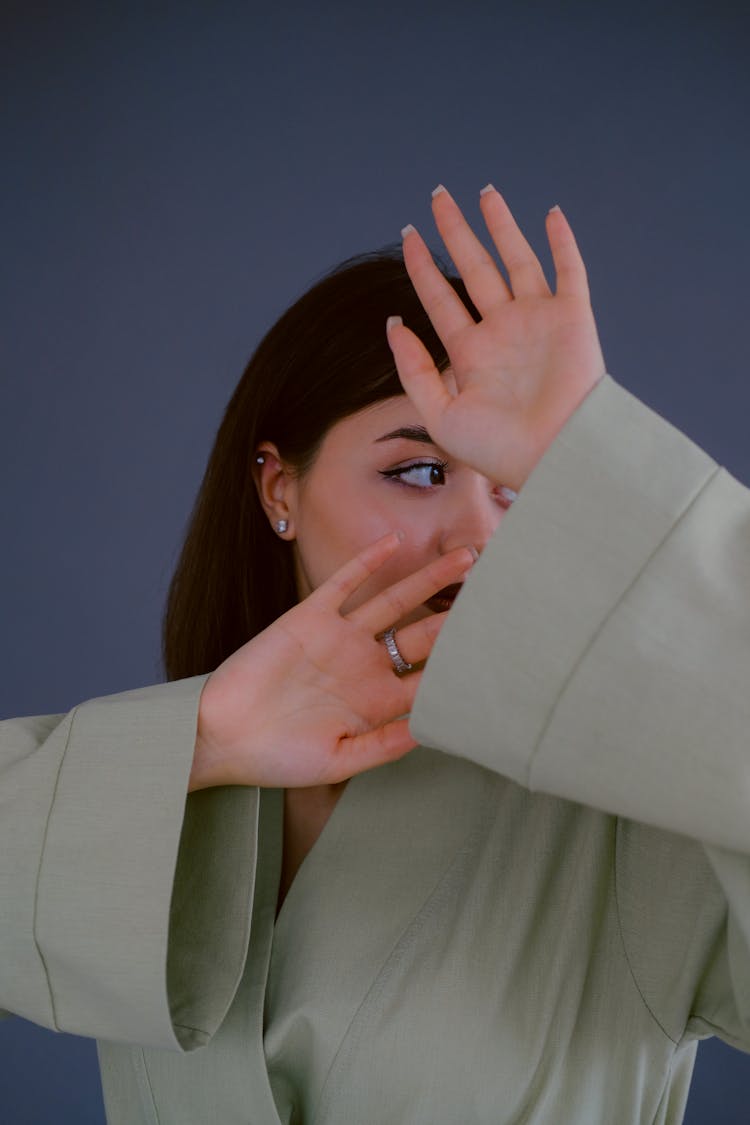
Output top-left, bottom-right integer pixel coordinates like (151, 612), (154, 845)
(411, 374), (750, 852)
(0, 676), (257, 1049)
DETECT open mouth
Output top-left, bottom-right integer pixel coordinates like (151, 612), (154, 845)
(424, 583), (463, 614)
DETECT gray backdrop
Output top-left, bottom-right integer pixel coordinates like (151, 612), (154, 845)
(1, 2), (749, 1121)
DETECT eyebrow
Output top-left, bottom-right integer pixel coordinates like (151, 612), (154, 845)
(374, 425), (437, 446)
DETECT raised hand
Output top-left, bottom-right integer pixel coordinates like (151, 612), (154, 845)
(386, 185), (606, 492)
(189, 533), (476, 792)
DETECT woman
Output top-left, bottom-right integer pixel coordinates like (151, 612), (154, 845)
(2, 185), (749, 1124)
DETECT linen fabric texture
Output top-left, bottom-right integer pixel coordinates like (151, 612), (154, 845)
(1, 374), (749, 1124)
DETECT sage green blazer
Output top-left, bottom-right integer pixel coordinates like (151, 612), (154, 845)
(2, 375), (750, 1124)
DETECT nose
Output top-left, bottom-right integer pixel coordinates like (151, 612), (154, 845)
(439, 472), (506, 559)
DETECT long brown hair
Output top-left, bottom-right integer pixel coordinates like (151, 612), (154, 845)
(161, 245), (476, 681)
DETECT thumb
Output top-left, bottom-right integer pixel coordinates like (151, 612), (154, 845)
(334, 716), (417, 780)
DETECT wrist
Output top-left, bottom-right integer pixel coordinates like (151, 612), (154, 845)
(189, 674), (240, 792)
(188, 732), (223, 793)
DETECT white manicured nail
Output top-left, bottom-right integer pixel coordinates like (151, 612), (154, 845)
(386, 315), (403, 332)
(480, 183), (495, 196)
(401, 223), (416, 239)
(499, 486), (518, 503)
(431, 184), (446, 197)
(548, 204), (561, 214)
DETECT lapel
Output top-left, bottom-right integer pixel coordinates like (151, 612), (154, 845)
(263, 745), (494, 1117)
(127, 748), (494, 1125)
(123, 786), (285, 1125)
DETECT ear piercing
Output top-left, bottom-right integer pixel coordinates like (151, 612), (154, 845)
(257, 455), (287, 534)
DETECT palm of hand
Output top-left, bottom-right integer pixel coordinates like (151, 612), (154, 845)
(190, 536), (475, 792)
(389, 188), (606, 490)
(444, 294), (604, 483)
(253, 608), (400, 779)
(196, 606), (404, 790)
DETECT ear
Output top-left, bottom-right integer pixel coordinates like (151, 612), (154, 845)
(252, 443), (298, 539)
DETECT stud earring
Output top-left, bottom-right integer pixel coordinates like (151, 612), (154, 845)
(256, 454), (265, 464)
(275, 519), (289, 534)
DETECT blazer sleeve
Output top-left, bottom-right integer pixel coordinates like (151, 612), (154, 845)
(0, 675), (259, 1051)
(410, 373), (750, 1049)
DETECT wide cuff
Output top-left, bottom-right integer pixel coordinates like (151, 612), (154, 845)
(409, 375), (750, 849)
(34, 675), (259, 1050)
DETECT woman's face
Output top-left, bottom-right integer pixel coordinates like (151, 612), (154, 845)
(258, 377), (511, 627)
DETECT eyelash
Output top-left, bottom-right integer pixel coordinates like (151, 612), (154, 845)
(379, 459), (449, 490)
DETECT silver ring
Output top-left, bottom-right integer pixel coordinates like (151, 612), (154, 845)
(382, 627), (414, 676)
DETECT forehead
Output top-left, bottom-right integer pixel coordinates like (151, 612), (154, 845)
(322, 369), (455, 450)
(320, 396), (421, 455)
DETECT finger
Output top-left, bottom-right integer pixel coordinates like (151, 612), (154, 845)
(479, 186), (551, 298)
(335, 717), (418, 778)
(401, 223), (475, 345)
(348, 544), (476, 633)
(429, 184), (512, 315)
(314, 531), (404, 612)
(546, 205), (591, 299)
(386, 316), (454, 438)
(378, 609), (448, 670)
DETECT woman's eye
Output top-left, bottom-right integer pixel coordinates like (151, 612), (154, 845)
(381, 461), (448, 489)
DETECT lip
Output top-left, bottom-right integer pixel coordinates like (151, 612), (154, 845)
(424, 582), (463, 614)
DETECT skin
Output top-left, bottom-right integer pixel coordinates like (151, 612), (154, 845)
(189, 533), (478, 793)
(255, 370), (509, 627)
(252, 381), (510, 896)
(389, 186), (605, 491)
(191, 185), (605, 808)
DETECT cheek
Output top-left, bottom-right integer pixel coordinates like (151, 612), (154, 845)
(300, 492), (392, 571)
(294, 486), (438, 612)
(335, 541), (436, 621)
(292, 482), (386, 598)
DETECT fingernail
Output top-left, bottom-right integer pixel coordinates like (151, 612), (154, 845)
(480, 183), (495, 196)
(401, 223), (416, 239)
(499, 486), (518, 503)
(395, 529), (406, 542)
(431, 184), (446, 198)
(548, 204), (561, 214)
(386, 315), (403, 332)
(466, 545), (480, 563)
